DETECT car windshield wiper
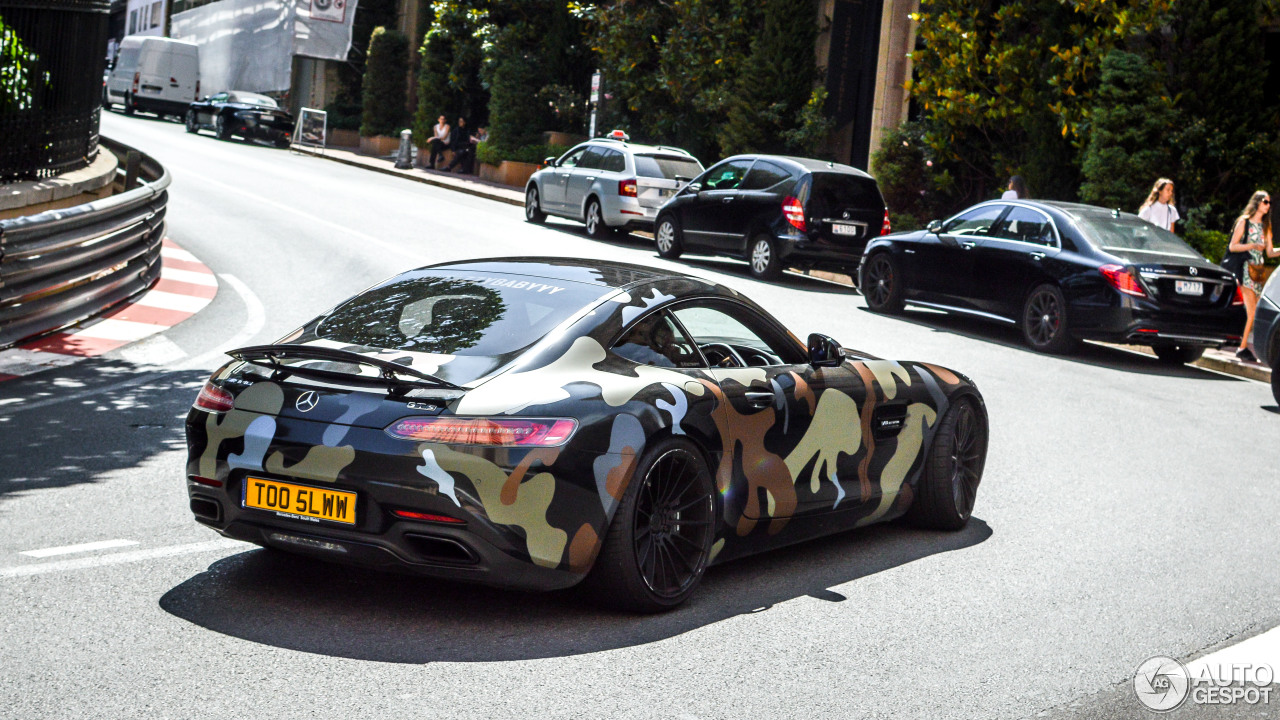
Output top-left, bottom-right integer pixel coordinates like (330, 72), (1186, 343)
(228, 344), (461, 391)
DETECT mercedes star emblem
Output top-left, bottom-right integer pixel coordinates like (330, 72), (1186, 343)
(295, 390), (319, 413)
(842, 210), (851, 219)
(1189, 266), (1197, 276)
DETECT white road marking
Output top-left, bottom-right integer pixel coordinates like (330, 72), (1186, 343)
(160, 267), (219, 286)
(20, 539), (139, 558)
(1186, 625), (1280, 684)
(186, 273), (265, 368)
(1, 539), (243, 579)
(160, 246), (200, 263)
(120, 335), (188, 366)
(131, 288), (214, 313)
(66, 318), (164, 342)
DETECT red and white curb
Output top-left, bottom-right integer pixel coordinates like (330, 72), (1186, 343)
(0, 238), (216, 383)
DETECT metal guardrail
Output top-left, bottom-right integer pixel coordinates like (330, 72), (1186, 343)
(0, 137), (170, 349)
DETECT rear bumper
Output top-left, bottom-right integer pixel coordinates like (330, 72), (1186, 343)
(601, 194), (664, 230)
(774, 230), (867, 274)
(1071, 304), (1246, 347)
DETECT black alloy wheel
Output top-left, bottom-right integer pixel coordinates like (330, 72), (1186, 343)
(863, 252), (905, 313)
(749, 234), (782, 280)
(1152, 342), (1205, 365)
(584, 198), (608, 239)
(215, 114), (232, 140)
(525, 185), (545, 223)
(1271, 358), (1280, 406)
(185, 110), (198, 133)
(906, 396), (986, 530)
(584, 437), (716, 613)
(655, 214), (683, 259)
(1021, 284), (1077, 354)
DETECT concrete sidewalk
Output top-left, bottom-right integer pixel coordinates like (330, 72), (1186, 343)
(295, 145), (1273, 387)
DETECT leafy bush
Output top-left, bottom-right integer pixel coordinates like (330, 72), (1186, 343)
(412, 4), (489, 146)
(475, 142), (572, 166)
(871, 122), (948, 231)
(360, 27), (409, 138)
(1183, 227), (1230, 263)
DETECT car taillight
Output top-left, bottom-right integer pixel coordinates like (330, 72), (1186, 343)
(1233, 285), (1244, 305)
(386, 417), (578, 447)
(880, 209), (892, 236)
(194, 380), (234, 413)
(132, 71), (139, 94)
(618, 178), (637, 197)
(783, 196), (806, 232)
(1099, 264), (1147, 297)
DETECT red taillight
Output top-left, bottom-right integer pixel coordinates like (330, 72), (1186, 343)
(386, 417), (578, 447)
(618, 178), (637, 197)
(783, 196), (806, 232)
(1233, 285), (1244, 305)
(1099, 264), (1147, 297)
(194, 380), (234, 413)
(392, 509), (465, 524)
(880, 209), (892, 236)
(132, 71), (139, 94)
(189, 475), (223, 488)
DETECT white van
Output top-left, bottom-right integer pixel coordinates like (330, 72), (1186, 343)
(105, 36), (200, 118)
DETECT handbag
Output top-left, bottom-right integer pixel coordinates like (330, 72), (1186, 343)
(1248, 262), (1274, 286)
(1222, 249), (1249, 278)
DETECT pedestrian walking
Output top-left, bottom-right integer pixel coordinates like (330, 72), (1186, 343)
(1001, 175), (1029, 200)
(444, 117), (471, 173)
(427, 114), (451, 170)
(1138, 178), (1179, 232)
(1225, 190), (1280, 361)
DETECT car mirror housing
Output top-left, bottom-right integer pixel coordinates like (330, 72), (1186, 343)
(807, 333), (843, 367)
(687, 182), (702, 193)
(927, 219), (942, 233)
(544, 156), (557, 167)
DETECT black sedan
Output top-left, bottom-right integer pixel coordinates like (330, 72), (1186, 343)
(185, 91), (293, 147)
(185, 258), (988, 612)
(654, 155), (889, 281)
(1249, 272), (1280, 404)
(858, 200), (1246, 362)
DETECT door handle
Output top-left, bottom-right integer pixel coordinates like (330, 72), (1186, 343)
(585, 176), (595, 181)
(959, 241), (976, 250)
(1030, 252), (1046, 261)
(743, 391), (774, 409)
(722, 197), (735, 203)
(904, 249), (916, 254)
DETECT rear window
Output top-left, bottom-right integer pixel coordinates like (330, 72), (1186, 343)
(115, 47), (140, 72)
(316, 271), (608, 357)
(1076, 214), (1201, 258)
(634, 155), (703, 181)
(230, 93), (278, 108)
(808, 173), (883, 212)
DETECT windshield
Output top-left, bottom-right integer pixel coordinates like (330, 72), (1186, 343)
(230, 93), (278, 108)
(316, 271), (608, 359)
(1076, 213), (1201, 258)
(635, 155), (703, 181)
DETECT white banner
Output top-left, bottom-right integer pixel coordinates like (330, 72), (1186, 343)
(294, 0), (358, 61)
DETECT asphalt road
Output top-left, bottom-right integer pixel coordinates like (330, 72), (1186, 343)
(2, 111), (1278, 720)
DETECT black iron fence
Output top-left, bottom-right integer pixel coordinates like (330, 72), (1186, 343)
(0, 0), (110, 181)
(0, 137), (170, 349)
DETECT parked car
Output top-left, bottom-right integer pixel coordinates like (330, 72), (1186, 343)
(524, 135), (704, 237)
(105, 36), (200, 118)
(186, 92), (294, 147)
(184, 257), (987, 612)
(652, 155), (890, 282)
(1250, 270), (1280, 404)
(858, 200), (1247, 361)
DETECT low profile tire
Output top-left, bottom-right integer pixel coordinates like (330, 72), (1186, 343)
(906, 395), (987, 530)
(525, 185), (546, 223)
(863, 251), (905, 314)
(1272, 358), (1280, 406)
(1021, 283), (1078, 354)
(185, 110), (198, 133)
(274, 136), (290, 149)
(582, 437), (716, 613)
(1152, 342), (1205, 365)
(215, 114), (232, 140)
(655, 214), (683, 259)
(584, 198), (609, 239)
(748, 233), (783, 280)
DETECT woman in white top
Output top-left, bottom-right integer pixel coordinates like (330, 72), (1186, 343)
(427, 115), (451, 170)
(1138, 178), (1179, 232)
(1000, 175), (1028, 200)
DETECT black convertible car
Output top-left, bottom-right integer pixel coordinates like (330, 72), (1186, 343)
(185, 91), (293, 147)
(859, 200), (1246, 362)
(185, 258), (987, 611)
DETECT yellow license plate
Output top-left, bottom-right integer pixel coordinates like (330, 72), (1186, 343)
(243, 477), (356, 525)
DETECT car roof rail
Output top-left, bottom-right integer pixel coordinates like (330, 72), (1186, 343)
(653, 145), (691, 155)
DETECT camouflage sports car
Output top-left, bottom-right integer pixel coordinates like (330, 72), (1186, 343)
(185, 258), (988, 612)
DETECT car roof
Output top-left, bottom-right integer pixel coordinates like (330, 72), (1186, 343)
(581, 139), (697, 158)
(421, 257), (719, 291)
(718, 154), (873, 179)
(226, 91), (275, 103)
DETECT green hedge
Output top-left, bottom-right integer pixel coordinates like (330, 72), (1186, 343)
(1184, 227), (1230, 263)
(360, 27), (409, 138)
(475, 142), (572, 166)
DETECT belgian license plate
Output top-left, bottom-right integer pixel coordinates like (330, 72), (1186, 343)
(832, 223), (861, 236)
(660, 188), (675, 197)
(244, 477), (356, 525)
(1175, 280), (1204, 295)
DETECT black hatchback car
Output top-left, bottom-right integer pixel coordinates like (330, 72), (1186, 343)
(858, 200), (1246, 362)
(185, 91), (294, 147)
(1250, 272), (1280, 404)
(654, 155), (889, 281)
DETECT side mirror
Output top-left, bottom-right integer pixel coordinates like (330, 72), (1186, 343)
(543, 156), (557, 167)
(807, 333), (843, 367)
(926, 219), (942, 233)
(687, 181), (702, 193)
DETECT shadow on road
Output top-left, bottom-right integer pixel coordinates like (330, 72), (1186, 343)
(159, 517), (992, 663)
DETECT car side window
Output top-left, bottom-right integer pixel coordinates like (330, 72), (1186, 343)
(211, 93), (228, 103)
(600, 149), (626, 173)
(993, 206), (1056, 247)
(943, 205), (1005, 236)
(671, 302), (804, 367)
(558, 147), (587, 169)
(611, 311), (703, 369)
(701, 159), (754, 191)
(577, 147), (606, 171)
(739, 161), (793, 191)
